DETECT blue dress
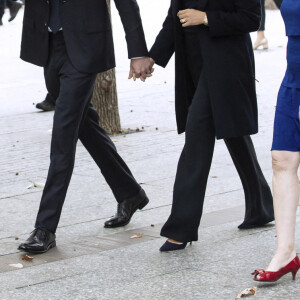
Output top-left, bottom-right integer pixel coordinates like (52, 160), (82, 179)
(272, 0), (300, 151)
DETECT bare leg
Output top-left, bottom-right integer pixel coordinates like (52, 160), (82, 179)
(253, 0), (268, 50)
(266, 150), (300, 272)
(167, 239), (183, 245)
(257, 31), (266, 41)
(253, 31), (268, 50)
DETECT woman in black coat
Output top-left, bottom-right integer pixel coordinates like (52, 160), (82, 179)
(148, 0), (275, 251)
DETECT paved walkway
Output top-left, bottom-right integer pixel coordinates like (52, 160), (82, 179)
(0, 6), (299, 300)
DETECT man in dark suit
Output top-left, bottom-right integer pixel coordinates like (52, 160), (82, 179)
(18, 0), (153, 253)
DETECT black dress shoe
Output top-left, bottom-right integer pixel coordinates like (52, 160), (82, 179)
(18, 228), (56, 253)
(8, 1), (22, 22)
(104, 189), (149, 228)
(36, 99), (55, 111)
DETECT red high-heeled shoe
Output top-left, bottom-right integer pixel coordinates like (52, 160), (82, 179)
(252, 255), (300, 282)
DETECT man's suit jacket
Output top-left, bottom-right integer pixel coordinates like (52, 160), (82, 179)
(21, 0), (149, 73)
(150, 0), (261, 139)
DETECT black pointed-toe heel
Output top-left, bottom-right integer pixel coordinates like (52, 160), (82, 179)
(159, 240), (192, 252)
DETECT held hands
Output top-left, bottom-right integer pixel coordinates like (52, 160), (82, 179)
(129, 57), (155, 82)
(177, 9), (206, 27)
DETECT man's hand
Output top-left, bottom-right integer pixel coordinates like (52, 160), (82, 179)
(129, 57), (155, 82)
(177, 9), (206, 27)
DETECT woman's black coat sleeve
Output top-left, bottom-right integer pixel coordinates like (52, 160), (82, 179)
(149, 5), (175, 68)
(206, 0), (261, 37)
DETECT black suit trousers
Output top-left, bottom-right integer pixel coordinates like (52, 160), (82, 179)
(36, 32), (141, 233)
(259, 0), (283, 31)
(160, 31), (274, 242)
(0, 0), (6, 18)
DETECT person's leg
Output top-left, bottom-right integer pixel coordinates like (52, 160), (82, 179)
(6, 0), (12, 9)
(254, 96), (300, 278)
(36, 93), (56, 111)
(37, 32), (144, 232)
(43, 51), (60, 102)
(0, 0), (6, 24)
(274, 0), (283, 9)
(225, 136), (274, 229)
(160, 74), (216, 243)
(78, 101), (148, 230)
(35, 33), (97, 233)
(78, 105), (141, 202)
(45, 93), (56, 105)
(265, 151), (299, 271)
(254, 0), (268, 50)
(259, 0), (266, 32)
(7, 0), (22, 22)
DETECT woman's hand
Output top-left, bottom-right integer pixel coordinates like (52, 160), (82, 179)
(177, 9), (206, 27)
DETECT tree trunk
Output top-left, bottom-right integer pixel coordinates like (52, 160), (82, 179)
(92, 70), (121, 135)
(91, 0), (121, 135)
